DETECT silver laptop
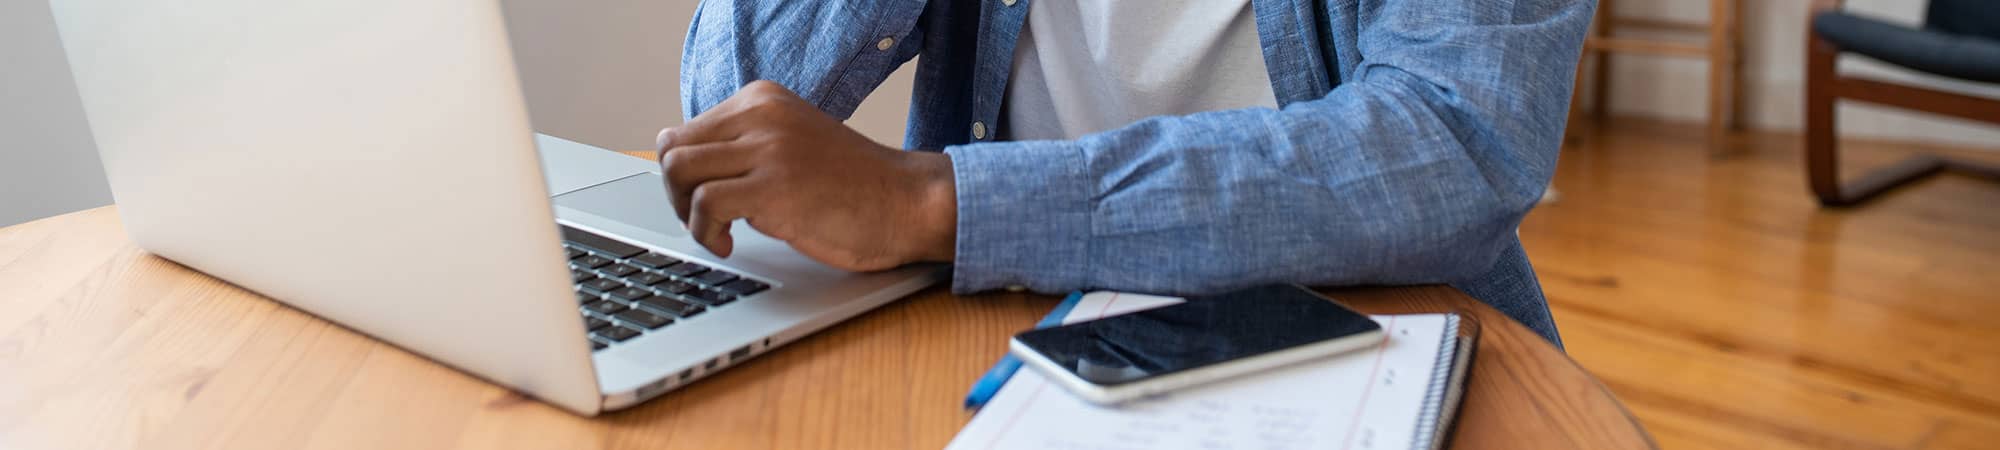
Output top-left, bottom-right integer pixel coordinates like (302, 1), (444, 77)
(48, 0), (942, 415)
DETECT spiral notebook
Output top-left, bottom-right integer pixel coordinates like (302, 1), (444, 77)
(946, 292), (1477, 450)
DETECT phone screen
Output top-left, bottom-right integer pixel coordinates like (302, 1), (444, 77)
(1013, 285), (1380, 387)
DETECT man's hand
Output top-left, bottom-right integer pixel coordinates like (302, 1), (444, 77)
(658, 80), (956, 272)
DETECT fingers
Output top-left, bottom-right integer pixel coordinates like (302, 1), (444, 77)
(657, 80), (803, 258)
(660, 113), (744, 150)
(656, 126), (675, 154)
(661, 81), (797, 150)
(684, 177), (760, 258)
(659, 142), (756, 223)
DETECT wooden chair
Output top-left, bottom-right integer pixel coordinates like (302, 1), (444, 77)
(1569, 0), (1743, 152)
(1806, 0), (2000, 207)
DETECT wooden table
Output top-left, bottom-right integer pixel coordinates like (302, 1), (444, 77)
(0, 204), (1653, 450)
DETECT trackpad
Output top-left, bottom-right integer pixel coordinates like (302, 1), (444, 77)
(552, 173), (687, 237)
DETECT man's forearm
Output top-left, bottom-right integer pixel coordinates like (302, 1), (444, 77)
(941, 1), (1591, 295)
(942, 104), (1539, 295)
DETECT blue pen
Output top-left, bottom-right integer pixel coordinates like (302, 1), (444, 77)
(964, 291), (1085, 410)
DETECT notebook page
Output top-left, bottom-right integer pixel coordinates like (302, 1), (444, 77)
(947, 292), (1454, 450)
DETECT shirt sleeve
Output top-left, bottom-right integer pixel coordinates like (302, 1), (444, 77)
(944, 0), (1592, 295)
(679, 0), (924, 121)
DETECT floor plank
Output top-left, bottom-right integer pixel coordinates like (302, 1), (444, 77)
(1526, 118), (2000, 450)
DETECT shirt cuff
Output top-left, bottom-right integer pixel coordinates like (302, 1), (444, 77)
(943, 141), (1094, 294)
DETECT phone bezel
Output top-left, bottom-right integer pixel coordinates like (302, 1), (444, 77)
(1006, 286), (1386, 405)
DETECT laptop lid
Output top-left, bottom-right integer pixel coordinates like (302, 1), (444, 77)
(49, 0), (603, 414)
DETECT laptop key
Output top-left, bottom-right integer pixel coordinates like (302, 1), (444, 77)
(591, 341), (608, 351)
(629, 272), (670, 286)
(579, 278), (624, 293)
(584, 317), (611, 331)
(576, 291), (601, 304)
(591, 325), (642, 342)
(717, 279), (770, 296)
(601, 263), (641, 278)
(582, 300), (627, 316)
(654, 280), (697, 295)
(571, 269), (598, 283)
(682, 289), (736, 307)
(636, 296), (704, 318)
(690, 270), (737, 287)
(572, 255), (614, 269)
(628, 253), (679, 269)
(661, 262), (708, 278)
(608, 287), (653, 302)
(612, 309), (673, 329)
(560, 225), (648, 258)
(565, 248), (586, 260)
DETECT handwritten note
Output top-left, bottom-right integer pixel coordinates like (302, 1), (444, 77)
(947, 292), (1457, 450)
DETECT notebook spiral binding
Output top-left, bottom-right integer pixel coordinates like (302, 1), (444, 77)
(1406, 314), (1461, 450)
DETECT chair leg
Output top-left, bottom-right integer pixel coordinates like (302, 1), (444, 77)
(1801, 33), (1991, 207)
(1804, 33), (1845, 206)
(1943, 158), (2000, 181)
(1565, 58), (1589, 145)
(1706, 0), (1741, 153)
(1589, 0), (1615, 122)
(1567, 0), (1613, 145)
(1837, 156), (1949, 204)
(1725, 0), (1747, 133)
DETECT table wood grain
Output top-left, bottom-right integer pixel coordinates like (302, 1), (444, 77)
(0, 160), (1653, 449)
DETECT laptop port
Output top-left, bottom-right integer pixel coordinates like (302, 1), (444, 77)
(729, 345), (753, 361)
(637, 379), (670, 398)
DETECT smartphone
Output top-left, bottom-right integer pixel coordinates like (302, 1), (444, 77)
(1009, 285), (1384, 405)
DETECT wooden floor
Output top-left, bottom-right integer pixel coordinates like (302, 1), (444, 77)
(1522, 118), (2000, 450)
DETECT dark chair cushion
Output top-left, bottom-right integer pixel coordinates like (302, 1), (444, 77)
(1928, 0), (2000, 41)
(1813, 12), (2000, 83)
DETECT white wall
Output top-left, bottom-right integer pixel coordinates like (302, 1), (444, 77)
(1595, 0), (2000, 149)
(0, 0), (113, 227)
(500, 0), (917, 152)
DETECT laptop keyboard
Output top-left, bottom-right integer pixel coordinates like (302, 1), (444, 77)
(562, 225), (769, 352)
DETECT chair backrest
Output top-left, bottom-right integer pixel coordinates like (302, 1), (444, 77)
(1927, 0), (2000, 40)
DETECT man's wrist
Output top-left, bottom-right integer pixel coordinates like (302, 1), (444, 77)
(903, 151), (958, 263)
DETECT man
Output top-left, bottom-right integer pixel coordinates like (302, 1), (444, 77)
(660, 0), (1591, 344)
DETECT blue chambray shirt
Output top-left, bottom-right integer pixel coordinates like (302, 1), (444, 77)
(681, 0), (1593, 345)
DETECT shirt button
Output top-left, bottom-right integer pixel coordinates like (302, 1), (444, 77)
(972, 121), (988, 140)
(1005, 285), (1027, 292)
(1002, 0), (1018, 6)
(876, 37), (895, 51)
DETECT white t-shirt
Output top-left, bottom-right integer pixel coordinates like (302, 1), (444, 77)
(1002, 0), (1279, 141)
